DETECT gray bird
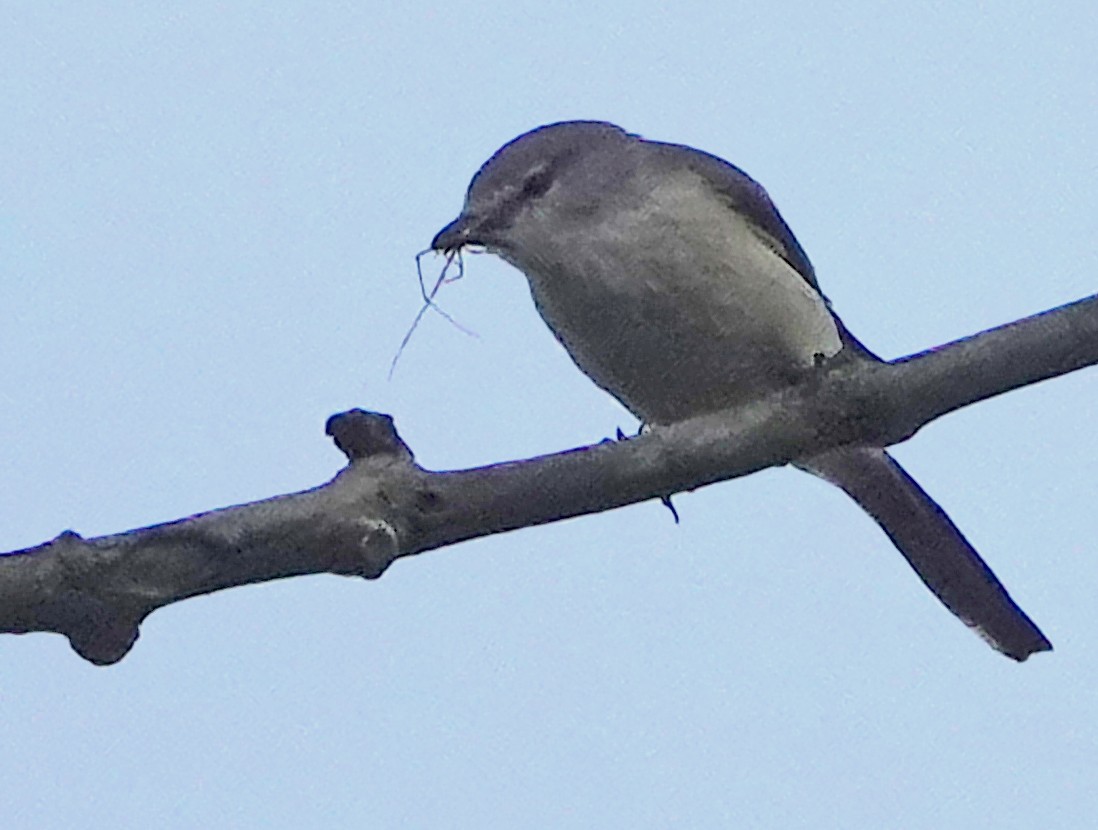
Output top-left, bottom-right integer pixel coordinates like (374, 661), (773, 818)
(431, 120), (1050, 661)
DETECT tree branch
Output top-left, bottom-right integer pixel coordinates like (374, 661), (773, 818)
(3, 294), (1096, 664)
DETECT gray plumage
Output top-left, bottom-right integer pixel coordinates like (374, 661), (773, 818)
(432, 120), (1051, 661)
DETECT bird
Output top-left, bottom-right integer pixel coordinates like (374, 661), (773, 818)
(430, 120), (1051, 661)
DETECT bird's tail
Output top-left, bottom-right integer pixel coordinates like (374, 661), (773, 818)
(799, 446), (1052, 661)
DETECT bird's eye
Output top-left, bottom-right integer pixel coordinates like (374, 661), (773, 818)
(520, 165), (553, 198)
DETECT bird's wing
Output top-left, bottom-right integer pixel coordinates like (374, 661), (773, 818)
(646, 139), (885, 358)
(647, 140), (823, 295)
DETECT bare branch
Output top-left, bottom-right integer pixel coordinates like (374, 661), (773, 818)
(2, 294), (1095, 664)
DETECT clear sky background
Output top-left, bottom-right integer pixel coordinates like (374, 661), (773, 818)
(3, 3), (1096, 828)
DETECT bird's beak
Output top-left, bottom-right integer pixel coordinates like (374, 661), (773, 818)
(431, 215), (475, 253)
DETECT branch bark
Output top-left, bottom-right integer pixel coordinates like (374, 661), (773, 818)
(3, 294), (1096, 664)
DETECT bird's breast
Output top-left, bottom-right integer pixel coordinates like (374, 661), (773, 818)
(505, 181), (842, 423)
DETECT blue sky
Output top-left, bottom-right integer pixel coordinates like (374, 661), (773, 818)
(3, 3), (1097, 828)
